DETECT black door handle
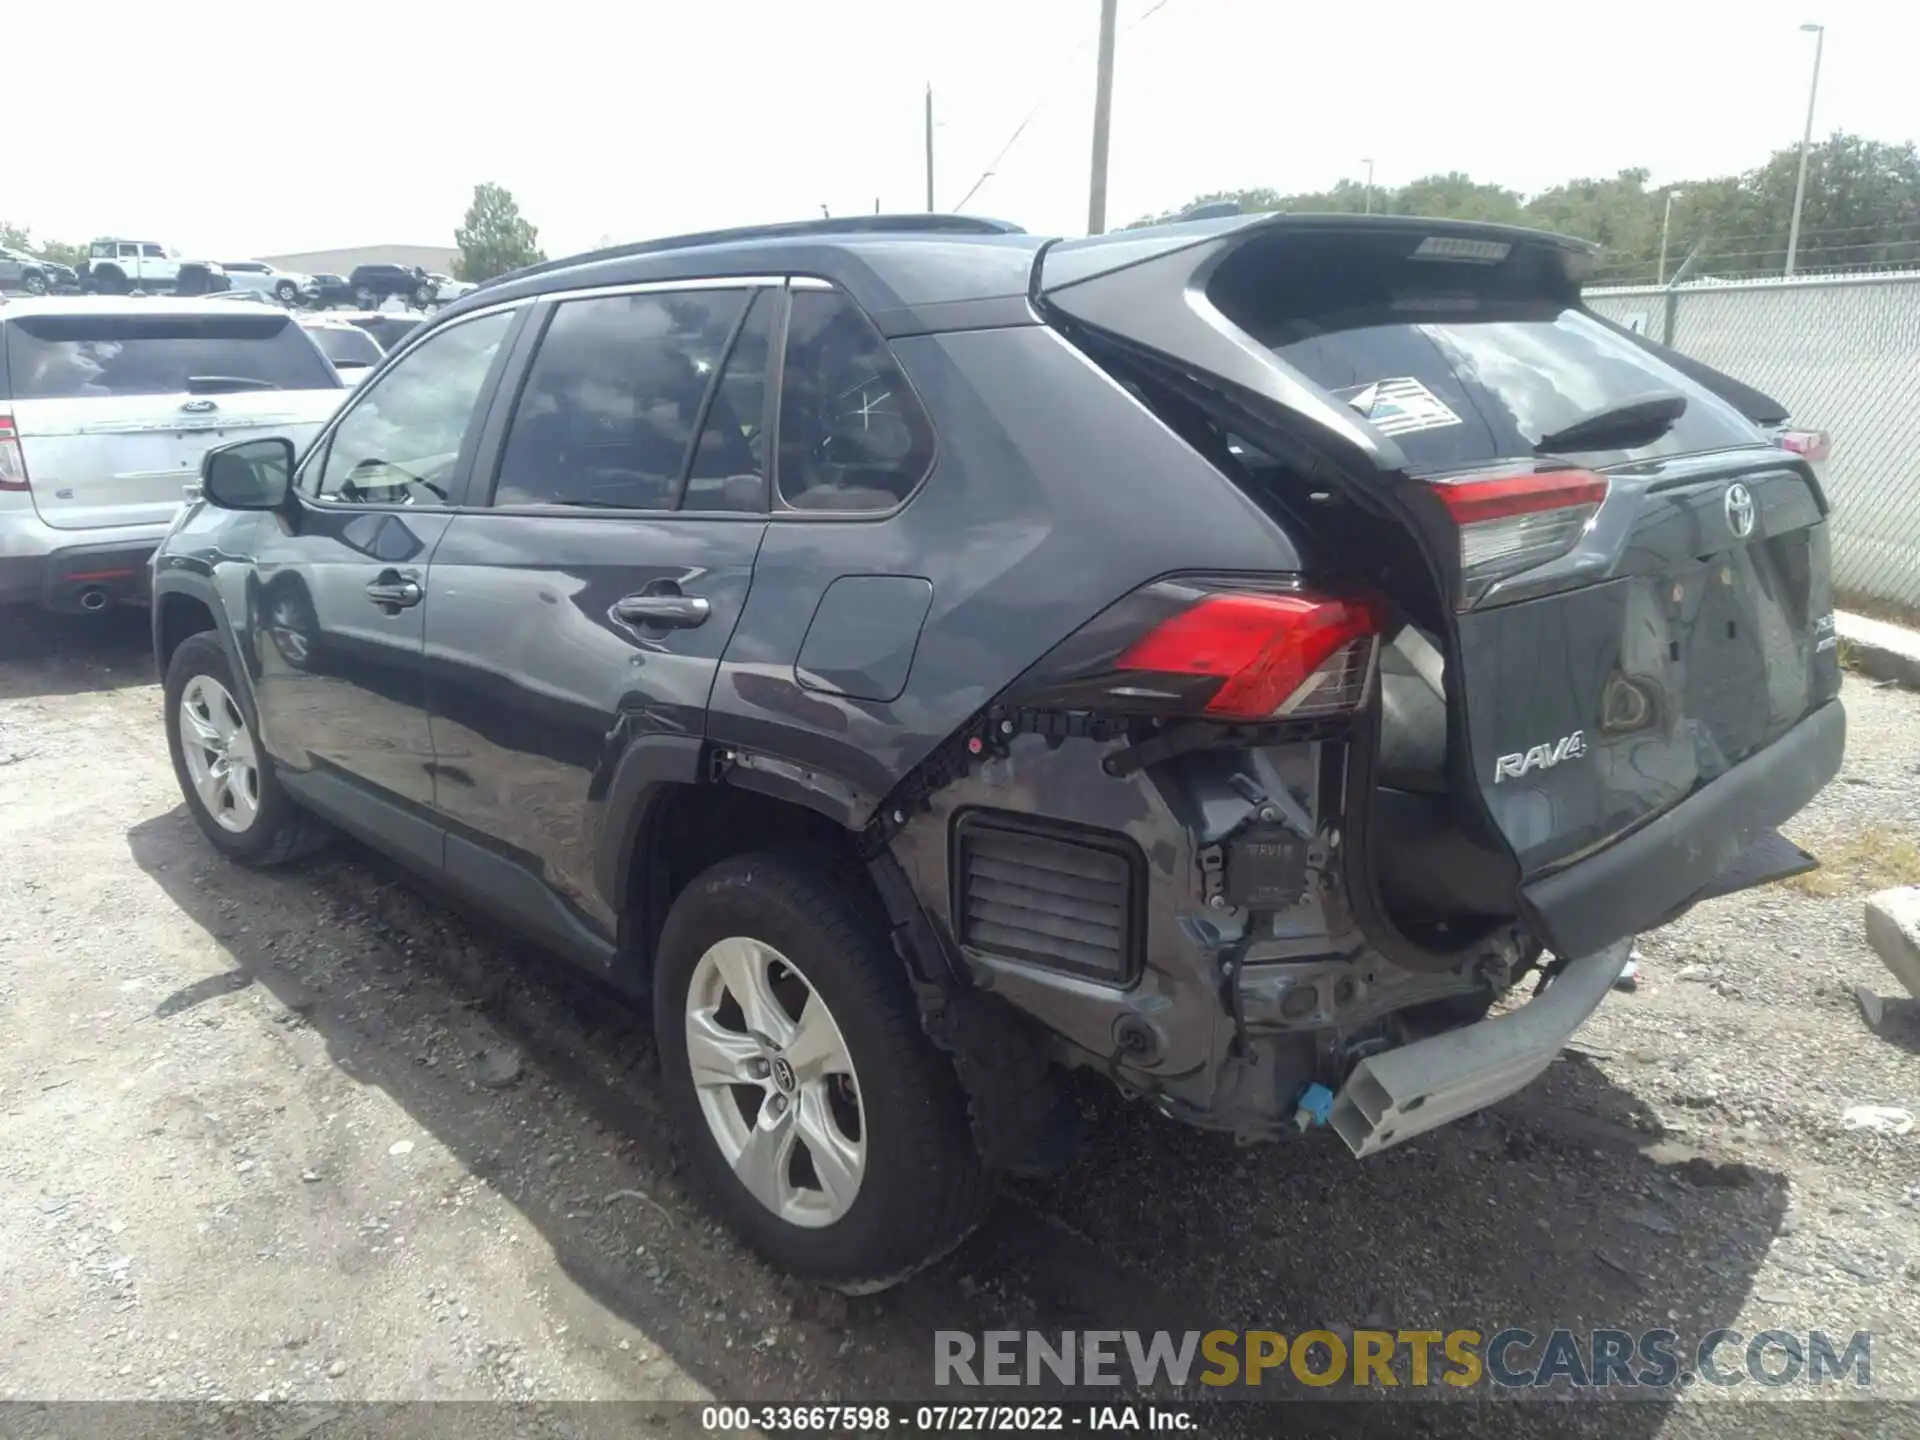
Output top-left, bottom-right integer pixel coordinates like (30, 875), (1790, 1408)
(365, 572), (423, 609)
(612, 593), (711, 628)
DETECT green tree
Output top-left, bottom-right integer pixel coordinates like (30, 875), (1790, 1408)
(453, 183), (546, 282)
(0, 222), (88, 266)
(1134, 132), (1920, 283)
(37, 239), (87, 268)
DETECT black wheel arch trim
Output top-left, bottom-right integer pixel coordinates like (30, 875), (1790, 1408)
(151, 569), (262, 735)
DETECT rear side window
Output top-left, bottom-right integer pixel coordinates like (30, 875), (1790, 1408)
(3, 312), (339, 399)
(493, 288), (748, 510)
(777, 289), (934, 511)
(1211, 232), (1760, 474)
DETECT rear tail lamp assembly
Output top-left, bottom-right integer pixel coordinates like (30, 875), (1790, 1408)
(1774, 427), (1832, 462)
(1428, 468), (1609, 608)
(0, 416), (28, 493)
(1008, 579), (1385, 724)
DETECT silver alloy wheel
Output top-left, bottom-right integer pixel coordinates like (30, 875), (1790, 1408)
(178, 674), (262, 834)
(685, 936), (866, 1228)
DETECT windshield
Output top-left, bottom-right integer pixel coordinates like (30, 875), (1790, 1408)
(307, 325), (383, 367)
(5, 312), (340, 399)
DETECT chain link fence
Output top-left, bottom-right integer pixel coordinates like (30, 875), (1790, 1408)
(1585, 272), (1920, 612)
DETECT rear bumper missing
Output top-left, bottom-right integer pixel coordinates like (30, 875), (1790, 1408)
(1521, 700), (1845, 958)
(1330, 940), (1629, 1156)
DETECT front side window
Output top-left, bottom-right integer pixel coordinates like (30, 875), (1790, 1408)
(776, 288), (934, 512)
(310, 309), (514, 506)
(492, 288), (748, 510)
(143, 244), (166, 259)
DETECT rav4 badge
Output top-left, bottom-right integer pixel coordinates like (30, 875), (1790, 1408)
(1494, 730), (1588, 783)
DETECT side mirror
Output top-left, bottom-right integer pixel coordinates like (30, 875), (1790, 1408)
(202, 437), (295, 510)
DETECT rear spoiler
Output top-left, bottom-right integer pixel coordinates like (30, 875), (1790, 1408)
(1036, 214), (1598, 480)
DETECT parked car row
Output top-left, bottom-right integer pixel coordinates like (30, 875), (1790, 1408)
(0, 238), (479, 311)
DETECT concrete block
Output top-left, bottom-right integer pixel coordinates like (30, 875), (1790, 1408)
(1864, 886), (1920, 1000)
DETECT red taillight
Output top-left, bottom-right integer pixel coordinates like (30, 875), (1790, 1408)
(1115, 590), (1383, 720)
(0, 416), (28, 493)
(1777, 428), (1832, 462)
(1429, 468), (1608, 608)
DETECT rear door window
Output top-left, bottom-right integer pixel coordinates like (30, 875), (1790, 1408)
(3, 311), (340, 399)
(776, 288), (934, 511)
(491, 287), (748, 510)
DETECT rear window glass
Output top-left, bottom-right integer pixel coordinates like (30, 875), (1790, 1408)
(1210, 232), (1760, 474)
(307, 326), (382, 367)
(4, 312), (338, 399)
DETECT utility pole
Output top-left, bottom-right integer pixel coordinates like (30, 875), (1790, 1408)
(924, 85), (936, 212)
(1362, 157), (1375, 215)
(1086, 0), (1119, 234)
(1785, 22), (1826, 276)
(1658, 190), (1679, 284)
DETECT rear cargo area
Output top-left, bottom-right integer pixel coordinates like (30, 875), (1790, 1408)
(1039, 214), (1845, 960)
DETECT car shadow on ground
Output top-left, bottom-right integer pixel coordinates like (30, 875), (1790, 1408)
(126, 807), (1792, 1436)
(0, 604), (153, 700)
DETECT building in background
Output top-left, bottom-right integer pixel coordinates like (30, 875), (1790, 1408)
(259, 244), (459, 276)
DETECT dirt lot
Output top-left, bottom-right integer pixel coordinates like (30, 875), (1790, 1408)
(2, 608), (1918, 1437)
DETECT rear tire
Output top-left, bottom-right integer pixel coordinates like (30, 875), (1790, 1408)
(353, 285), (376, 307)
(164, 633), (326, 866)
(654, 852), (993, 1291)
(23, 271), (47, 296)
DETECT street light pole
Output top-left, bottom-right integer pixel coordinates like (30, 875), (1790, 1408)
(1362, 157), (1375, 215)
(1784, 22), (1825, 276)
(924, 84), (936, 213)
(1087, 0), (1120, 234)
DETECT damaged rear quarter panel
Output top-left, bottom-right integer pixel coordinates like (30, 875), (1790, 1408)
(703, 322), (1307, 826)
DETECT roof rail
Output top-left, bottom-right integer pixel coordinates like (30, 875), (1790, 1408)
(478, 213), (1027, 290)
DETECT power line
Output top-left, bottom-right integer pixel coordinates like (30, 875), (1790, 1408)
(949, 0), (1180, 214)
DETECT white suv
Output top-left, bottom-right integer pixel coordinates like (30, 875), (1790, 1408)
(223, 261), (318, 308)
(79, 238), (206, 294)
(0, 298), (348, 612)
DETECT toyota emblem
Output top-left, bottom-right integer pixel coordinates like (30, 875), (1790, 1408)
(1725, 482), (1756, 540)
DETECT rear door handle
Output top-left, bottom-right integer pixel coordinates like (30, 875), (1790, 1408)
(365, 574), (423, 609)
(612, 593), (710, 628)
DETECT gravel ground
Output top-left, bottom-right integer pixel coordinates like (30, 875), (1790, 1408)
(2, 608), (1917, 1438)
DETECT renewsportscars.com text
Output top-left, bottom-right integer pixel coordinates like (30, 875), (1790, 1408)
(934, 1328), (1873, 1391)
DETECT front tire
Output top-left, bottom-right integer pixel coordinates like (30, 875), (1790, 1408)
(164, 633), (325, 865)
(274, 280), (298, 306)
(23, 271), (47, 296)
(654, 852), (992, 1291)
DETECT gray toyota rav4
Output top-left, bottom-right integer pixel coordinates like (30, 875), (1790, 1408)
(149, 212), (1845, 1290)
